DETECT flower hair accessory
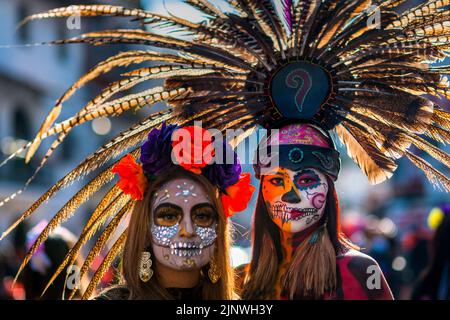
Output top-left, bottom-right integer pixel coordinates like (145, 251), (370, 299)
(171, 125), (215, 175)
(112, 123), (255, 217)
(221, 173), (255, 218)
(112, 154), (148, 200)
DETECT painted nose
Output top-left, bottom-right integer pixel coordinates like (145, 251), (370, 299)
(281, 187), (301, 204)
(179, 218), (195, 238)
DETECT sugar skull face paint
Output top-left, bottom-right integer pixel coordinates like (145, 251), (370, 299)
(150, 178), (217, 271)
(262, 167), (328, 233)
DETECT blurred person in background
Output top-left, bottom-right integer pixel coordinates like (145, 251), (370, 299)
(21, 220), (83, 300)
(412, 204), (450, 300)
(0, 221), (28, 300)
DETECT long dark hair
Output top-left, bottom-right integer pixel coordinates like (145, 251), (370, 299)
(242, 175), (354, 299)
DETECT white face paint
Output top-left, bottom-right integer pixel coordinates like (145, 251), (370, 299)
(150, 178), (217, 271)
(261, 167), (329, 233)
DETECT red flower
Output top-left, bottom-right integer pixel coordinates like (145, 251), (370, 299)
(221, 173), (255, 218)
(112, 154), (148, 200)
(171, 126), (215, 175)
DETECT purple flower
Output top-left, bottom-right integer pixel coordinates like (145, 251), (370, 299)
(140, 123), (178, 177)
(204, 141), (242, 190)
(139, 122), (242, 191)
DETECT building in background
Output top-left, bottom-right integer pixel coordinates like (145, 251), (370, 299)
(0, 0), (448, 298)
(0, 0), (143, 250)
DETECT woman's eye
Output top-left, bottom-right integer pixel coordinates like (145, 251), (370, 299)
(195, 214), (209, 223)
(192, 211), (216, 227)
(269, 177), (284, 187)
(163, 214), (178, 221)
(155, 209), (181, 226)
(297, 176), (318, 186)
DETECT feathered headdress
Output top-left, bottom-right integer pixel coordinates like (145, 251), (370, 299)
(1, 0), (450, 298)
(112, 122), (254, 216)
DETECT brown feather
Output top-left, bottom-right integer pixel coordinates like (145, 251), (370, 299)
(335, 124), (397, 184)
(40, 187), (125, 297)
(67, 200), (132, 299)
(81, 231), (127, 300)
(404, 150), (450, 192)
(13, 164), (117, 283)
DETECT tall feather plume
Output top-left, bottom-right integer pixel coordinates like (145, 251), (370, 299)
(25, 50), (193, 163)
(4, 0), (450, 299)
(27, 5), (448, 170)
(0, 110), (172, 235)
(404, 150), (450, 192)
(12, 161), (119, 283)
(40, 187), (127, 297)
(81, 231), (127, 300)
(335, 124), (398, 184)
(67, 200), (132, 300)
(274, 0), (293, 34)
(246, 0), (288, 54)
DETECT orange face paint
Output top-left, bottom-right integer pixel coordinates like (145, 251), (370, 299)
(262, 167), (329, 234)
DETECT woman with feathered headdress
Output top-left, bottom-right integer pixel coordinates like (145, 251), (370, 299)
(239, 122), (393, 299)
(93, 123), (254, 300)
(1, 0), (449, 300)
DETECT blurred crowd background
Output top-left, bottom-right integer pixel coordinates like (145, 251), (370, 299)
(0, 0), (449, 300)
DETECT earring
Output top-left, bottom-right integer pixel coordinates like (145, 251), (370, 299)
(139, 251), (153, 282)
(208, 255), (221, 284)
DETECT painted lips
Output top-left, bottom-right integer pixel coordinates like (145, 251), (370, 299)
(290, 209), (306, 220)
(289, 208), (317, 220)
(270, 202), (319, 222)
